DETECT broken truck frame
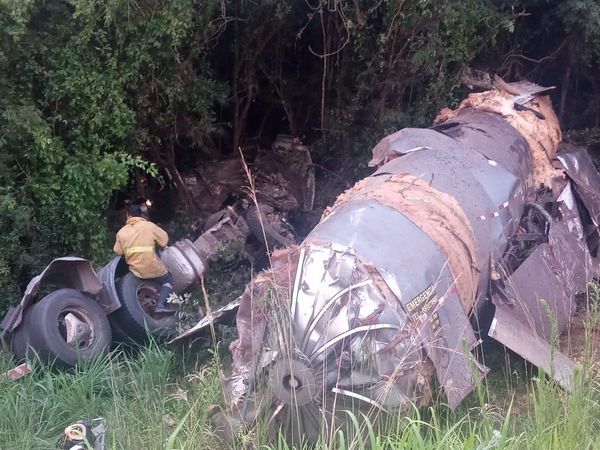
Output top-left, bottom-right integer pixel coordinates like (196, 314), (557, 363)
(0, 207), (249, 366)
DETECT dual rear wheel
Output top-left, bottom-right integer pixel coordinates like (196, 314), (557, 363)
(11, 273), (177, 367)
(111, 273), (177, 343)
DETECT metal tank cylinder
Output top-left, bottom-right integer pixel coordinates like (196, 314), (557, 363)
(221, 90), (568, 444)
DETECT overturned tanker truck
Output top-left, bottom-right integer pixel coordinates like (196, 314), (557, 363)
(183, 83), (600, 442)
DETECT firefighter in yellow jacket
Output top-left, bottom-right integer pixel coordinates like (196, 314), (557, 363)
(113, 202), (175, 314)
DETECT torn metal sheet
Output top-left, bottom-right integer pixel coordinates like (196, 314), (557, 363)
(435, 87), (563, 189)
(169, 299), (240, 344)
(493, 243), (571, 341)
(417, 287), (487, 408)
(434, 110), (534, 183)
(491, 182), (590, 342)
(210, 84), (600, 444)
(557, 146), (600, 223)
(550, 183), (592, 296)
(489, 305), (575, 390)
(368, 128), (446, 167)
(489, 182), (591, 388)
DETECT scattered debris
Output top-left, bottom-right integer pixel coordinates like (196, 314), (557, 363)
(0, 134), (315, 363)
(2, 362), (32, 381)
(182, 134), (315, 216)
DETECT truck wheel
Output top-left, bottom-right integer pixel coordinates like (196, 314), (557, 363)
(111, 273), (177, 343)
(108, 314), (136, 345)
(10, 321), (32, 361)
(13, 289), (111, 367)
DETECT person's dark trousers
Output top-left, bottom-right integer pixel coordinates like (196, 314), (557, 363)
(152, 272), (175, 314)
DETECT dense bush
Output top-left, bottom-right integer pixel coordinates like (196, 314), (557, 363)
(0, 0), (223, 307)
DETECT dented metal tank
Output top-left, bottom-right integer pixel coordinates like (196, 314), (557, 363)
(180, 85), (600, 444)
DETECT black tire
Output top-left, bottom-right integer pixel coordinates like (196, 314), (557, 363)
(108, 314), (138, 347)
(10, 320), (32, 362)
(12, 289), (111, 367)
(110, 273), (177, 343)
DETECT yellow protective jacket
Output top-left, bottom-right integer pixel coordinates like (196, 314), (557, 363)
(113, 217), (169, 279)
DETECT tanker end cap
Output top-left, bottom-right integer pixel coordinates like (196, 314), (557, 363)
(222, 243), (486, 443)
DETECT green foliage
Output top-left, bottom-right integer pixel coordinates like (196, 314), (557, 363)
(557, 0), (600, 61)
(488, 0), (600, 128)
(304, 0), (511, 129)
(0, 0), (224, 310)
(293, 0), (512, 186)
(2, 312), (600, 449)
(257, 363), (600, 450)
(1, 337), (600, 449)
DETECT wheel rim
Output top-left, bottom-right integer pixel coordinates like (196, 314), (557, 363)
(58, 308), (95, 350)
(136, 282), (161, 318)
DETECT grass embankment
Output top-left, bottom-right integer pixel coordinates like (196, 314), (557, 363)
(0, 316), (599, 449)
(0, 343), (223, 449)
(0, 343), (599, 449)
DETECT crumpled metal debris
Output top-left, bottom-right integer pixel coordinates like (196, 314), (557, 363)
(183, 134), (315, 216)
(178, 84), (600, 444)
(1, 362), (32, 381)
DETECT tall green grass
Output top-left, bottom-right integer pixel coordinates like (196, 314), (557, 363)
(0, 343), (224, 450)
(255, 297), (600, 450)
(1, 321), (600, 449)
(2, 346), (600, 449)
(261, 366), (600, 450)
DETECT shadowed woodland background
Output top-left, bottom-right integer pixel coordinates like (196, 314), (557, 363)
(0, 0), (599, 309)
